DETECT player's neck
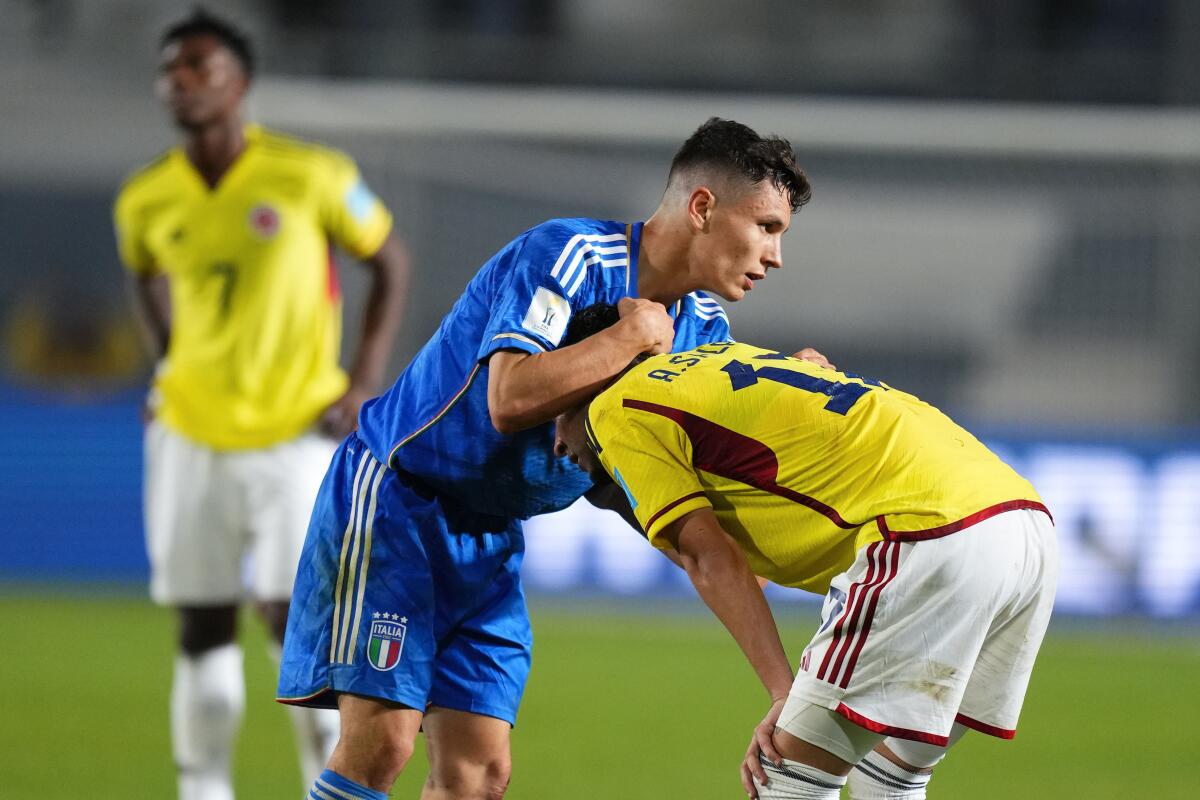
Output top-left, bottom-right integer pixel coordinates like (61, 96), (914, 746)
(183, 117), (247, 189)
(637, 215), (693, 306)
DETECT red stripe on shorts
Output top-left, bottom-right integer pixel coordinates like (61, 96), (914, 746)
(838, 541), (903, 689)
(826, 542), (898, 686)
(816, 542), (883, 680)
(819, 542), (896, 683)
(835, 703), (950, 746)
(955, 713), (1017, 740)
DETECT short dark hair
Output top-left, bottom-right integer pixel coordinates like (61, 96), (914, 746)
(161, 8), (255, 78)
(670, 117), (812, 213)
(562, 303), (620, 348)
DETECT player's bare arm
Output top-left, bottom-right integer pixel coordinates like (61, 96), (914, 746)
(658, 507), (794, 795)
(128, 273), (172, 360)
(320, 232), (410, 438)
(487, 297), (674, 434)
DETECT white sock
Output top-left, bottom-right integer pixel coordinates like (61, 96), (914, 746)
(172, 644), (244, 800)
(268, 642), (340, 787)
(754, 754), (847, 799)
(848, 752), (932, 799)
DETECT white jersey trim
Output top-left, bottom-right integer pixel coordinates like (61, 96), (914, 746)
(549, 232), (628, 298)
(690, 291), (729, 322)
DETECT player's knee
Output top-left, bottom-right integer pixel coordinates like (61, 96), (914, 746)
(331, 733), (414, 788)
(178, 605), (237, 655)
(483, 755), (512, 799)
(847, 751), (933, 799)
(374, 732), (417, 779)
(427, 753), (512, 799)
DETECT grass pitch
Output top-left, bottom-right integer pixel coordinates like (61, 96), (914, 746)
(1, 589), (1196, 798)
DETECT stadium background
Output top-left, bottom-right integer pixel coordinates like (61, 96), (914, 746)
(1, 1), (1197, 797)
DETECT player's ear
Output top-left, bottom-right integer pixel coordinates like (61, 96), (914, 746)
(687, 187), (715, 231)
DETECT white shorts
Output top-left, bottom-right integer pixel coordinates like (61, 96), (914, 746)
(784, 508), (1058, 746)
(143, 420), (338, 605)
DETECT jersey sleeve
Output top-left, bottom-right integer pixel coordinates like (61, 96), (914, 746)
(112, 185), (157, 275)
(700, 313), (731, 344)
(319, 152), (393, 259)
(475, 224), (583, 361)
(686, 293), (733, 346)
(590, 400), (712, 548)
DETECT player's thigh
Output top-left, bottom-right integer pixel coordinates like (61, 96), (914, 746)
(143, 420), (244, 605)
(880, 723), (968, 771)
(244, 431), (338, 602)
(427, 523), (531, 728)
(957, 509), (1058, 734)
(422, 707), (512, 785)
(330, 692), (425, 776)
(278, 440), (439, 711)
(788, 540), (980, 746)
(776, 698), (884, 770)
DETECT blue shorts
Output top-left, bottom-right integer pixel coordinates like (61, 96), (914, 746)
(276, 433), (531, 725)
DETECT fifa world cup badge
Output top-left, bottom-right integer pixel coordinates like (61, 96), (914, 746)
(367, 613), (407, 672)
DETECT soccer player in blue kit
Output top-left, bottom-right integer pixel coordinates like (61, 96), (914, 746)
(278, 118), (817, 799)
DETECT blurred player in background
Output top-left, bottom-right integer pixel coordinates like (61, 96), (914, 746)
(277, 119), (821, 800)
(112, 10), (409, 799)
(554, 308), (1058, 800)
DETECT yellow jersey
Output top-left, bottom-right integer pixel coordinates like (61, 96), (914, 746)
(113, 125), (393, 449)
(586, 342), (1047, 594)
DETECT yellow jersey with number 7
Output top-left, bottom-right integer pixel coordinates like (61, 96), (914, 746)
(586, 342), (1048, 594)
(113, 125), (392, 449)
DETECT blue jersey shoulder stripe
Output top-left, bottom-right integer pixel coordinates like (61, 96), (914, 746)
(690, 292), (729, 321)
(549, 233), (628, 298)
(564, 244), (629, 298)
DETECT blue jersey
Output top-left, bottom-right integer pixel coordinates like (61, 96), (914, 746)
(357, 218), (732, 519)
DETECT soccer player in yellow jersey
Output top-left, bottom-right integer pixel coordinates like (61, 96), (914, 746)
(555, 305), (1058, 800)
(112, 11), (408, 799)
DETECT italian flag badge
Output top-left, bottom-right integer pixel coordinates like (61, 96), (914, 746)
(367, 617), (407, 672)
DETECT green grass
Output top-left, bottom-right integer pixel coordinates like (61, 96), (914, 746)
(2, 590), (1197, 798)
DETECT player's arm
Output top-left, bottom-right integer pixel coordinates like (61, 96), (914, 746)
(128, 273), (171, 359)
(487, 297), (674, 434)
(320, 232), (410, 437)
(660, 507), (793, 701)
(659, 507), (793, 793)
(115, 186), (169, 360)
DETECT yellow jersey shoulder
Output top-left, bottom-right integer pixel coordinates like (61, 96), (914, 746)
(114, 149), (180, 211)
(253, 126), (357, 179)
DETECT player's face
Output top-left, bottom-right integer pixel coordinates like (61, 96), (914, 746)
(696, 182), (791, 302)
(157, 35), (247, 130)
(554, 405), (603, 478)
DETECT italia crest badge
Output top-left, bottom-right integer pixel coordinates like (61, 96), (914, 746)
(367, 613), (407, 672)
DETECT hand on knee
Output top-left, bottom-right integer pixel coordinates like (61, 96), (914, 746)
(754, 755), (846, 799)
(329, 696), (424, 790)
